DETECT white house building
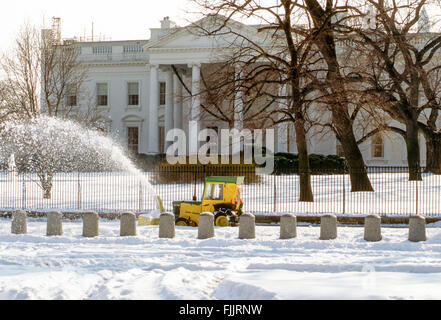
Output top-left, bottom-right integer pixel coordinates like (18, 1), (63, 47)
(49, 15), (434, 167)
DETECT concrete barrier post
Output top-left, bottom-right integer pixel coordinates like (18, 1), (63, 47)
(280, 214), (297, 239)
(320, 214), (337, 240)
(159, 212), (175, 239)
(409, 215), (426, 242)
(198, 212), (215, 240)
(120, 212), (137, 237)
(239, 213), (256, 240)
(364, 214), (382, 242)
(11, 210), (27, 235)
(47, 211), (63, 236)
(83, 212), (99, 238)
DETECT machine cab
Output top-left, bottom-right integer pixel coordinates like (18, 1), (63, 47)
(175, 176), (244, 227)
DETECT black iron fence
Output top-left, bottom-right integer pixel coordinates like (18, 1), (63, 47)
(0, 166), (440, 217)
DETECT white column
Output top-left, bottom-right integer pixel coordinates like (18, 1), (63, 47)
(277, 84), (288, 153)
(173, 73), (183, 130)
(189, 63), (201, 158)
(165, 69), (174, 152)
(233, 67), (244, 155)
(148, 64), (159, 154)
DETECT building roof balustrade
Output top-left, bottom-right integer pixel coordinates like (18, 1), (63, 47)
(78, 52), (149, 64)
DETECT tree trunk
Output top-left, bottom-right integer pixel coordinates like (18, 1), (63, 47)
(39, 172), (54, 199)
(294, 114), (313, 202)
(334, 113), (374, 192)
(405, 120), (422, 181)
(424, 132), (441, 175)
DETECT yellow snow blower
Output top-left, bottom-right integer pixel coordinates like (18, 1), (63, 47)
(138, 196), (165, 226)
(173, 176), (244, 227)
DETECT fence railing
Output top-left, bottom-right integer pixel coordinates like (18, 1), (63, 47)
(0, 166), (440, 217)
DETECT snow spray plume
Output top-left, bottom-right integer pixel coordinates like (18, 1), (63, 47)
(0, 116), (161, 211)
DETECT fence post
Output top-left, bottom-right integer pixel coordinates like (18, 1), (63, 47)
(342, 170), (346, 215)
(21, 176), (26, 210)
(193, 171), (197, 201)
(77, 173), (82, 211)
(138, 181), (144, 212)
(273, 174), (277, 213)
(416, 168), (419, 216)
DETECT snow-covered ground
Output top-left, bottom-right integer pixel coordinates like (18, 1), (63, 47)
(1, 172), (441, 217)
(1, 218), (440, 300)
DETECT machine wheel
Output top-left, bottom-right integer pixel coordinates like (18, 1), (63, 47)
(214, 213), (230, 227)
(176, 218), (190, 227)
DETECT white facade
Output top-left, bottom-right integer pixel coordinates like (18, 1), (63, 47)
(62, 16), (427, 166)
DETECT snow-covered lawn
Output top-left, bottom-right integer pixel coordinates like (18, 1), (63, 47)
(1, 218), (441, 300)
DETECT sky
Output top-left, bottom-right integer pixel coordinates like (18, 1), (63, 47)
(0, 0), (200, 52)
(1, 0), (440, 53)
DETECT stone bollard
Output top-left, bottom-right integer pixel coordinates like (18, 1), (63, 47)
(320, 214), (337, 240)
(47, 211), (63, 236)
(280, 214), (297, 239)
(198, 212), (215, 240)
(120, 212), (137, 237)
(364, 214), (382, 242)
(11, 210), (27, 235)
(82, 212), (99, 238)
(409, 215), (427, 242)
(159, 212), (175, 239)
(239, 213), (255, 240)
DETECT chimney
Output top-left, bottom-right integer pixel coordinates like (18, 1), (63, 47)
(160, 16), (176, 29)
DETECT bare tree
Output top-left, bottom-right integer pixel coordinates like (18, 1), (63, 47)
(0, 23), (41, 119)
(0, 80), (27, 125)
(303, 0), (374, 191)
(351, 0), (441, 179)
(0, 22), (101, 198)
(40, 30), (89, 118)
(190, 1), (326, 201)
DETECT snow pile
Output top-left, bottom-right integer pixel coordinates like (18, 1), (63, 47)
(0, 219), (440, 300)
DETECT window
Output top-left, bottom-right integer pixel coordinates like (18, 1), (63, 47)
(66, 94), (77, 107)
(128, 82), (139, 106)
(336, 140), (344, 157)
(127, 127), (139, 154)
(97, 83), (108, 106)
(159, 82), (166, 105)
(287, 124), (296, 153)
(206, 184), (224, 201)
(372, 133), (384, 158)
(65, 87), (77, 107)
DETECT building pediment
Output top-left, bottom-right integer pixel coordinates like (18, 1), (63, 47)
(144, 15), (268, 53)
(122, 114), (144, 123)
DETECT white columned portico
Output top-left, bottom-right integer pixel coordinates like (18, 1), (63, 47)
(189, 63), (201, 158)
(173, 73), (183, 130)
(148, 64), (160, 154)
(165, 69), (174, 152)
